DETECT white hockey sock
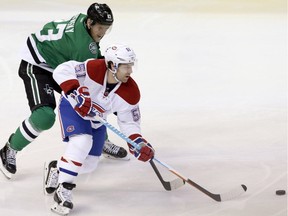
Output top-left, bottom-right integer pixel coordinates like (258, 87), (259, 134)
(79, 155), (100, 174)
(58, 134), (93, 183)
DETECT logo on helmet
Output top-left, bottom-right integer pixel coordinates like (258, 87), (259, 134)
(89, 42), (98, 55)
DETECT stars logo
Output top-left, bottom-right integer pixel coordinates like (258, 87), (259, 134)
(43, 84), (53, 95)
(89, 42), (98, 55)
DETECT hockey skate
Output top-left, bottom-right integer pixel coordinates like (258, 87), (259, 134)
(102, 139), (129, 160)
(44, 160), (59, 195)
(51, 182), (76, 215)
(0, 136), (17, 179)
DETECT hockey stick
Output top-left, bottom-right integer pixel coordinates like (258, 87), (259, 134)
(152, 157), (247, 201)
(93, 115), (247, 201)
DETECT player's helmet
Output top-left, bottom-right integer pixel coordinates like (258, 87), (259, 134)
(87, 3), (114, 25)
(104, 44), (136, 70)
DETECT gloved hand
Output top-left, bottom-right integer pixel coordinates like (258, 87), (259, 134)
(89, 102), (105, 118)
(128, 136), (155, 162)
(72, 86), (92, 117)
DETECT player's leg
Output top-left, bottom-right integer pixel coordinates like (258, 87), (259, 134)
(44, 126), (106, 194)
(79, 125), (106, 174)
(0, 60), (57, 178)
(50, 96), (93, 214)
(52, 134), (91, 214)
(52, 125), (107, 214)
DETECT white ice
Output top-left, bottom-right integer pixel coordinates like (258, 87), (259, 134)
(0, 0), (287, 216)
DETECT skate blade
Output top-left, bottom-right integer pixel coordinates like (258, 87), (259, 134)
(43, 161), (50, 195)
(43, 161), (57, 195)
(51, 203), (70, 216)
(0, 163), (12, 179)
(102, 153), (130, 161)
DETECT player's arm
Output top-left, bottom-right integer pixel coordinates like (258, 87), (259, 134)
(117, 105), (154, 162)
(53, 60), (96, 117)
(53, 60), (85, 93)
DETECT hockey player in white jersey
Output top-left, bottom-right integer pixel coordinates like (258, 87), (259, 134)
(46, 44), (155, 215)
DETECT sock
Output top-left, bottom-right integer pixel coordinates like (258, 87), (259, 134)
(9, 106), (55, 151)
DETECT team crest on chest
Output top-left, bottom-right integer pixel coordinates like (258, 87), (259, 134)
(89, 42), (98, 54)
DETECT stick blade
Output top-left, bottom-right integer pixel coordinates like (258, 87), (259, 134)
(169, 178), (186, 190)
(150, 160), (185, 191)
(219, 184), (247, 201)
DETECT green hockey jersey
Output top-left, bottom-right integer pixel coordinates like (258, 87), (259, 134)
(28, 13), (102, 69)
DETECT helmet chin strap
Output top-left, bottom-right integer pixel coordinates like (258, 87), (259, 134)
(109, 68), (121, 83)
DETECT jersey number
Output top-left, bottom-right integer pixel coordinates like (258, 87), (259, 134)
(35, 24), (66, 42)
(131, 106), (141, 121)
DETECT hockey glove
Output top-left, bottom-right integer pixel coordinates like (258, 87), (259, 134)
(89, 103), (105, 118)
(72, 86), (92, 117)
(128, 136), (155, 162)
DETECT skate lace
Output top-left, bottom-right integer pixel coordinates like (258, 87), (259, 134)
(6, 146), (17, 165)
(103, 141), (120, 155)
(47, 168), (59, 187)
(61, 187), (72, 203)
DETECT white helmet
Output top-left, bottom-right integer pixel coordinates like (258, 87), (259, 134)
(104, 44), (136, 70)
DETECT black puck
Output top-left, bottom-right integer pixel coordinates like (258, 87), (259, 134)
(276, 190), (286, 195)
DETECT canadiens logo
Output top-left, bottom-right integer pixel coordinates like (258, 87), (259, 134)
(89, 42), (98, 55)
(66, 125), (75, 133)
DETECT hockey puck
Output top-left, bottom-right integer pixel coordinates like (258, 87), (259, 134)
(275, 190), (286, 195)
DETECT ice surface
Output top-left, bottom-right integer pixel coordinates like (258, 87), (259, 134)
(0, 0), (286, 215)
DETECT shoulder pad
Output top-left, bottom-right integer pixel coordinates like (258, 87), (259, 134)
(115, 78), (140, 105)
(86, 59), (107, 84)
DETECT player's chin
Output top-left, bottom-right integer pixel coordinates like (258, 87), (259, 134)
(122, 77), (130, 83)
(93, 36), (102, 42)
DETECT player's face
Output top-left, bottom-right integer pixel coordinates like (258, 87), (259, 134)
(90, 23), (112, 42)
(116, 63), (134, 83)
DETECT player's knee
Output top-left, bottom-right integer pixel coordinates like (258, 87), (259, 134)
(65, 134), (93, 161)
(29, 106), (56, 131)
(80, 156), (100, 174)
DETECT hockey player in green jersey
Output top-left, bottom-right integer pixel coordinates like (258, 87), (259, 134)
(0, 3), (128, 179)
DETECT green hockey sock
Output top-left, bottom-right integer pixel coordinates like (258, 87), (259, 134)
(9, 129), (30, 151)
(9, 106), (56, 151)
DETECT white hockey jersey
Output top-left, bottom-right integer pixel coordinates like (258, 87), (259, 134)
(53, 59), (142, 140)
